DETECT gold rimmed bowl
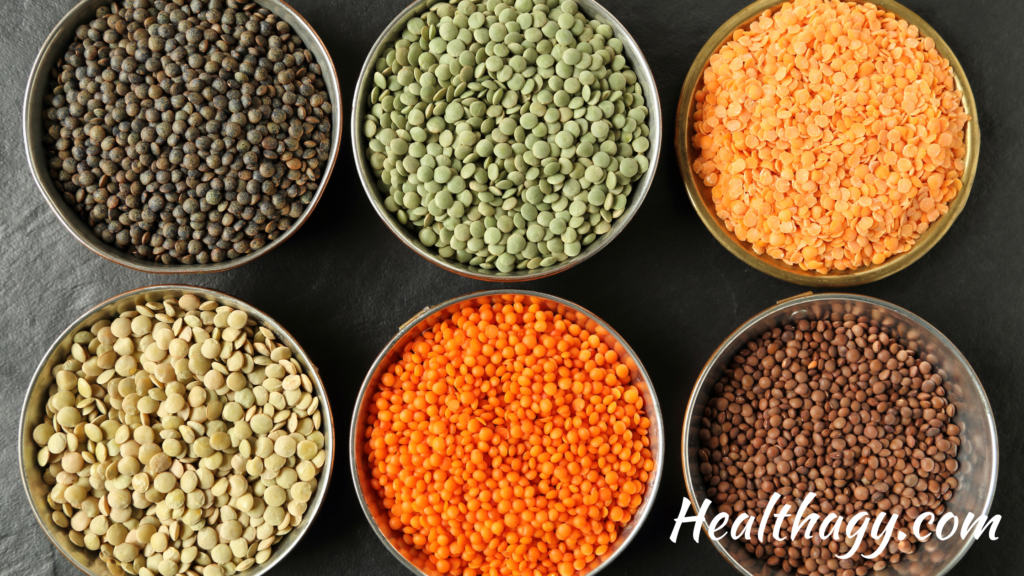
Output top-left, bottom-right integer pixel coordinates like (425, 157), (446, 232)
(676, 0), (979, 287)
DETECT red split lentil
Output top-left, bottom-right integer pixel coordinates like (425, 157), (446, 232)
(362, 297), (655, 576)
(692, 0), (970, 273)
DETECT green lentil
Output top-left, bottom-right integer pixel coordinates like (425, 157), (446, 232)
(364, 0), (652, 273)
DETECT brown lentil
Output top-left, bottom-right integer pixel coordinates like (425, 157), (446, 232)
(40, 0), (333, 265)
(698, 311), (962, 575)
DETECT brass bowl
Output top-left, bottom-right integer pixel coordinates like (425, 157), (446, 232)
(350, 290), (664, 575)
(353, 0), (662, 282)
(23, 0), (343, 274)
(682, 293), (998, 576)
(19, 285), (336, 576)
(676, 0), (980, 287)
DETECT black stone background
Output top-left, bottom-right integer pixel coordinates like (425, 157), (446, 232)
(1, 0), (1021, 574)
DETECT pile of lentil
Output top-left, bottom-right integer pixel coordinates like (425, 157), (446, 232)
(363, 0), (653, 273)
(32, 294), (327, 576)
(361, 297), (655, 575)
(41, 0), (333, 265)
(698, 312), (963, 575)
(691, 0), (970, 273)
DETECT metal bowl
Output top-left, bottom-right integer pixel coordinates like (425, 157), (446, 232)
(23, 0), (343, 274)
(350, 290), (664, 575)
(676, 0), (980, 287)
(682, 293), (998, 576)
(352, 0), (662, 281)
(19, 285), (336, 576)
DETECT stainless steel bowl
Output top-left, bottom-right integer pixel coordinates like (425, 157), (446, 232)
(350, 290), (664, 575)
(682, 293), (998, 576)
(352, 0), (662, 281)
(19, 285), (336, 576)
(23, 0), (343, 274)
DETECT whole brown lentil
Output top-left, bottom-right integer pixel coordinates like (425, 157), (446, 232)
(698, 312), (962, 575)
(41, 0), (333, 265)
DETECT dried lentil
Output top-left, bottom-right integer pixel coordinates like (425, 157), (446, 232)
(698, 312), (963, 574)
(362, 296), (655, 575)
(41, 0), (334, 266)
(363, 0), (653, 273)
(692, 0), (970, 272)
(32, 294), (327, 576)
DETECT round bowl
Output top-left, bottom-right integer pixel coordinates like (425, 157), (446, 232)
(682, 293), (998, 576)
(676, 0), (980, 287)
(19, 284), (336, 576)
(352, 0), (662, 281)
(350, 290), (664, 575)
(23, 0), (343, 274)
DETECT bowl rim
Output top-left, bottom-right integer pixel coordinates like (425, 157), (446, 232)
(349, 288), (665, 575)
(350, 0), (663, 282)
(675, 0), (981, 287)
(680, 292), (999, 576)
(22, 0), (344, 275)
(18, 283), (337, 576)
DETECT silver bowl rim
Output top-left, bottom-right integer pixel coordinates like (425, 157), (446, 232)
(350, 0), (663, 282)
(349, 288), (666, 575)
(22, 0), (344, 275)
(18, 283), (337, 576)
(681, 292), (999, 576)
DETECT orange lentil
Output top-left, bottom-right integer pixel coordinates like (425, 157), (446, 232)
(364, 297), (654, 576)
(692, 0), (969, 273)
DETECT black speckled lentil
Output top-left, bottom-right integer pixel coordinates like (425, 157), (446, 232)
(41, 0), (333, 265)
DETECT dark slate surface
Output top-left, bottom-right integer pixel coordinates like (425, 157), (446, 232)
(1, 0), (1021, 574)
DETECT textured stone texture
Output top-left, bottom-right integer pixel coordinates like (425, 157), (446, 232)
(0, 0), (1021, 574)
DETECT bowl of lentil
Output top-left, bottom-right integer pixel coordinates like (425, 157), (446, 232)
(676, 0), (979, 287)
(351, 290), (663, 575)
(682, 293), (997, 576)
(353, 0), (661, 281)
(19, 284), (335, 576)
(24, 0), (342, 273)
